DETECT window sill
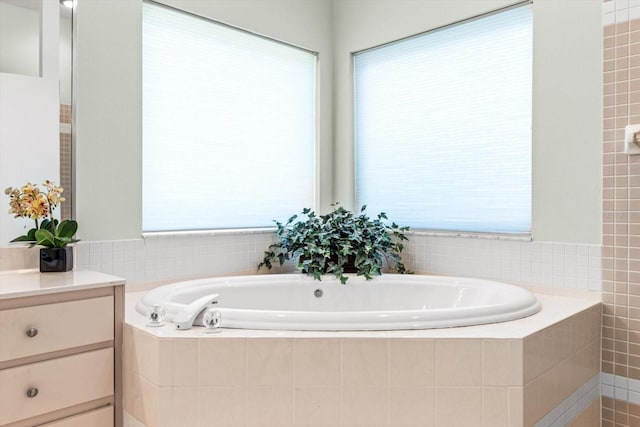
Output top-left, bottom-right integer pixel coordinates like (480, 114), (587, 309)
(142, 228), (531, 242)
(142, 227), (276, 239)
(407, 229), (532, 241)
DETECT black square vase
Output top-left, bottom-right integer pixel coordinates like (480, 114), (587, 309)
(40, 247), (73, 273)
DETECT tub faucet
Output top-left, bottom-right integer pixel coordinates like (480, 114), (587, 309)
(174, 294), (219, 330)
(203, 309), (222, 334)
(146, 304), (166, 327)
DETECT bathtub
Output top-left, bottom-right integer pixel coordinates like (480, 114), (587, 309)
(135, 273), (541, 330)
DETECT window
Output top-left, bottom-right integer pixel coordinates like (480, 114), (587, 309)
(354, 4), (532, 234)
(143, 2), (317, 231)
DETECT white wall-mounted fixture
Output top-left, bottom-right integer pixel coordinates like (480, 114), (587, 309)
(625, 125), (640, 155)
(60, 0), (74, 9)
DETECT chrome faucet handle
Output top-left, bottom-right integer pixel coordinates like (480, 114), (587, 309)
(203, 309), (222, 334)
(146, 304), (166, 327)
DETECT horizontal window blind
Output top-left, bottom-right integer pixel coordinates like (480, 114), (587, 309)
(354, 4), (532, 234)
(143, 2), (317, 231)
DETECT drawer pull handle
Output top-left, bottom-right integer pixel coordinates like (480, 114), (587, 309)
(26, 327), (38, 338)
(26, 388), (38, 398)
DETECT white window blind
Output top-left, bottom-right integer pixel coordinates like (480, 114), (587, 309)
(354, 4), (532, 234)
(143, 2), (317, 231)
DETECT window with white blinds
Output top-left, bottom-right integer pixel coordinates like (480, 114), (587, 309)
(143, 2), (317, 231)
(354, 4), (532, 234)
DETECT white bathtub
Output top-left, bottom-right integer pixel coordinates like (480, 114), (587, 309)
(135, 273), (541, 331)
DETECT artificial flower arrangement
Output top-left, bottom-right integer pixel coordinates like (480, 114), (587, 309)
(5, 180), (79, 248)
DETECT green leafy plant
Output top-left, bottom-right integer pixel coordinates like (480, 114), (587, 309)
(5, 181), (79, 248)
(259, 204), (410, 284)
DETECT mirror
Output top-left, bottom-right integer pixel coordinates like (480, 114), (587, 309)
(0, 0), (72, 220)
(0, 0), (42, 76)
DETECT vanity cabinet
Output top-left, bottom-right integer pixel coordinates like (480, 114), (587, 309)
(0, 271), (124, 427)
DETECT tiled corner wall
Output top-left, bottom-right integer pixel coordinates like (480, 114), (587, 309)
(603, 0), (640, 425)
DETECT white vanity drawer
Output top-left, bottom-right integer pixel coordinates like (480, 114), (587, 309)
(39, 405), (113, 427)
(0, 348), (114, 425)
(0, 296), (114, 362)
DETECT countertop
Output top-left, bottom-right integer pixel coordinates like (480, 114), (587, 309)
(0, 269), (125, 300)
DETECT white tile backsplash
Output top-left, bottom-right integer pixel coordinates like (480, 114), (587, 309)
(0, 231), (602, 292)
(408, 234), (602, 291)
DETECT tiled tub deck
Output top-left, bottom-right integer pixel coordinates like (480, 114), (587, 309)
(123, 290), (601, 427)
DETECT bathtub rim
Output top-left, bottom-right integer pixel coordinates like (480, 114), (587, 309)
(135, 273), (542, 331)
(124, 289), (599, 339)
(127, 273), (600, 337)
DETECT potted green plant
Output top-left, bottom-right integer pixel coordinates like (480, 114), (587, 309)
(259, 204), (410, 284)
(5, 181), (79, 272)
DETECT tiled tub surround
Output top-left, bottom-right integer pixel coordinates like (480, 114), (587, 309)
(602, 0), (640, 424)
(122, 291), (601, 427)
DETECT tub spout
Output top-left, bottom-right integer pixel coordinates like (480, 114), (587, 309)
(174, 294), (219, 330)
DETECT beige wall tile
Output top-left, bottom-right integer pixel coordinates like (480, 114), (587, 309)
(123, 324), (138, 375)
(124, 411), (146, 427)
(341, 339), (388, 387)
(508, 387), (523, 427)
(295, 339), (340, 387)
(137, 331), (172, 386)
(389, 339), (434, 387)
(537, 367), (558, 421)
(555, 319), (573, 362)
(587, 305), (602, 342)
(157, 340), (173, 387)
(123, 368), (143, 422)
(482, 340), (510, 386)
(630, 401), (640, 418)
(522, 332), (539, 385)
(434, 387), (482, 427)
(246, 387), (294, 427)
(155, 387), (172, 427)
(522, 379), (537, 427)
(140, 377), (159, 426)
(341, 387), (388, 427)
(137, 331), (158, 383)
(523, 328), (556, 384)
(294, 387), (340, 427)
(246, 339), (293, 387)
(523, 368), (557, 427)
(556, 355), (580, 403)
(435, 339), (482, 386)
(121, 370), (168, 427)
(199, 338), (246, 386)
(568, 398), (600, 427)
(482, 387), (509, 427)
(198, 386), (245, 427)
(389, 386), (434, 427)
(170, 387), (198, 427)
(172, 338), (198, 387)
(586, 340), (600, 379)
(509, 340), (523, 386)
